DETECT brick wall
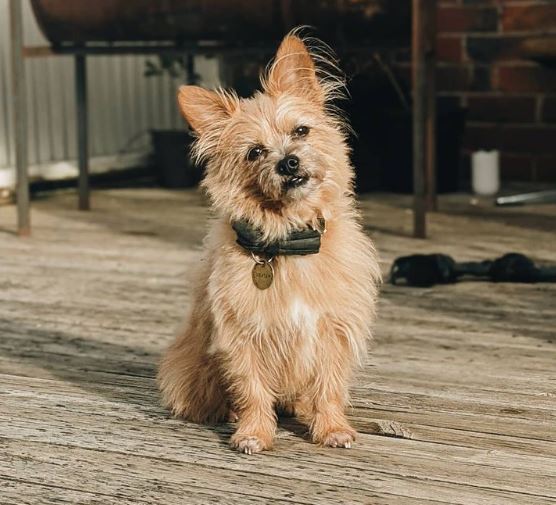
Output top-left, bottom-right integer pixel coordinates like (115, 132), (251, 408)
(432, 1), (556, 183)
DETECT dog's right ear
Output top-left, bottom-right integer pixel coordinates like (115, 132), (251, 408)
(263, 35), (324, 105)
(177, 86), (238, 135)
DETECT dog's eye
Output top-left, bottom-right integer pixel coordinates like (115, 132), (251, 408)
(292, 125), (310, 138)
(247, 145), (265, 161)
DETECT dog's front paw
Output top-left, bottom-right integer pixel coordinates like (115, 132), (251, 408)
(230, 434), (269, 455)
(321, 430), (356, 449)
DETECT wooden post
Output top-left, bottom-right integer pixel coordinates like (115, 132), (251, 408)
(75, 54), (90, 210)
(412, 0), (427, 238)
(9, 0), (30, 236)
(425, 1), (437, 212)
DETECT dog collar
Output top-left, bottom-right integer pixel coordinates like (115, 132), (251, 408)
(232, 217), (326, 257)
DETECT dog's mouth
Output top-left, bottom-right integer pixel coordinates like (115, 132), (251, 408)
(283, 174), (309, 190)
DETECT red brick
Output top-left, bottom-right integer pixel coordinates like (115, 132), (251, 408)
(438, 6), (498, 33)
(466, 36), (525, 62)
(462, 124), (502, 150)
(536, 156), (556, 182)
(471, 65), (492, 91)
(437, 65), (472, 92)
(467, 96), (537, 122)
(542, 96), (556, 123)
(437, 36), (463, 62)
(500, 154), (534, 182)
(434, 65), (490, 93)
(497, 65), (556, 93)
(501, 126), (556, 154)
(502, 5), (556, 32)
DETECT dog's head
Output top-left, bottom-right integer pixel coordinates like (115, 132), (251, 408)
(178, 33), (353, 234)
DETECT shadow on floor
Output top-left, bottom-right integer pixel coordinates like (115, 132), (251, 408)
(440, 206), (556, 234)
(0, 318), (311, 448)
(37, 189), (210, 248)
(379, 281), (555, 343)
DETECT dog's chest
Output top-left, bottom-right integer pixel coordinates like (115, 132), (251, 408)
(287, 297), (318, 335)
(258, 259), (322, 335)
(244, 294), (319, 335)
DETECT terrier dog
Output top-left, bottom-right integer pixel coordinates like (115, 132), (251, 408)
(158, 31), (381, 454)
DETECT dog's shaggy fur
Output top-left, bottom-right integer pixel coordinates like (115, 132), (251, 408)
(157, 32), (381, 454)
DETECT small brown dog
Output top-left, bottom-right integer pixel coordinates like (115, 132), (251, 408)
(158, 31), (381, 454)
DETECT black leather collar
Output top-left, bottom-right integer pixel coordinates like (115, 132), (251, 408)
(232, 218), (326, 256)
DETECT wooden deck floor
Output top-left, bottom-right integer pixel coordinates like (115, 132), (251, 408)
(0, 188), (555, 505)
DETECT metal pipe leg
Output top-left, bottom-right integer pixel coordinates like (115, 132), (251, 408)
(75, 54), (90, 210)
(412, 0), (428, 238)
(9, 0), (30, 235)
(425, 2), (437, 212)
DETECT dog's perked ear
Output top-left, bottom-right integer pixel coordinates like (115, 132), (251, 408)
(177, 85), (238, 135)
(263, 35), (324, 105)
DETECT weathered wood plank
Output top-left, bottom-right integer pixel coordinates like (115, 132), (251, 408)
(0, 367), (553, 459)
(2, 479), (152, 505)
(2, 435), (554, 505)
(1, 376), (555, 501)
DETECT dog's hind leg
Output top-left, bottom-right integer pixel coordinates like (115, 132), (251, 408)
(158, 311), (229, 424)
(276, 400), (296, 418)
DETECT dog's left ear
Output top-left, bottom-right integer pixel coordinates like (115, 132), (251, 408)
(263, 35), (324, 105)
(177, 85), (238, 135)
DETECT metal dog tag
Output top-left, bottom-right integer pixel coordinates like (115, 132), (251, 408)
(252, 262), (273, 290)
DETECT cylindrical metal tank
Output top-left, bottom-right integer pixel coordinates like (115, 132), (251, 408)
(30, 0), (409, 46)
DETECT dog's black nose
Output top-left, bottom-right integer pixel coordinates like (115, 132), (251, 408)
(276, 155), (299, 176)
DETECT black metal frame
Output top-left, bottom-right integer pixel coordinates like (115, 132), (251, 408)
(10, 0), (30, 236)
(9, 0), (437, 238)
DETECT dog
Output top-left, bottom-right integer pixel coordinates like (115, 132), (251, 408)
(158, 31), (381, 455)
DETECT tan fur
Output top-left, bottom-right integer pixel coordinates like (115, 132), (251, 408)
(158, 31), (381, 454)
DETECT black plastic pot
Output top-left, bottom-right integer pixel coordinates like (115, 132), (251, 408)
(150, 130), (201, 188)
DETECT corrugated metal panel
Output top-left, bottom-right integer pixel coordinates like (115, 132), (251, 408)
(0, 0), (220, 178)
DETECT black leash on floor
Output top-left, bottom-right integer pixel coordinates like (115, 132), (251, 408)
(390, 253), (556, 287)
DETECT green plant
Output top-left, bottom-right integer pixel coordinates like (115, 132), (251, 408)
(144, 54), (200, 84)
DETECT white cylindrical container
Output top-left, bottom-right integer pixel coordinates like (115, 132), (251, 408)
(471, 150), (500, 196)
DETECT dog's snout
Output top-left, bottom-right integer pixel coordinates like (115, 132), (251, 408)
(276, 155), (300, 176)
